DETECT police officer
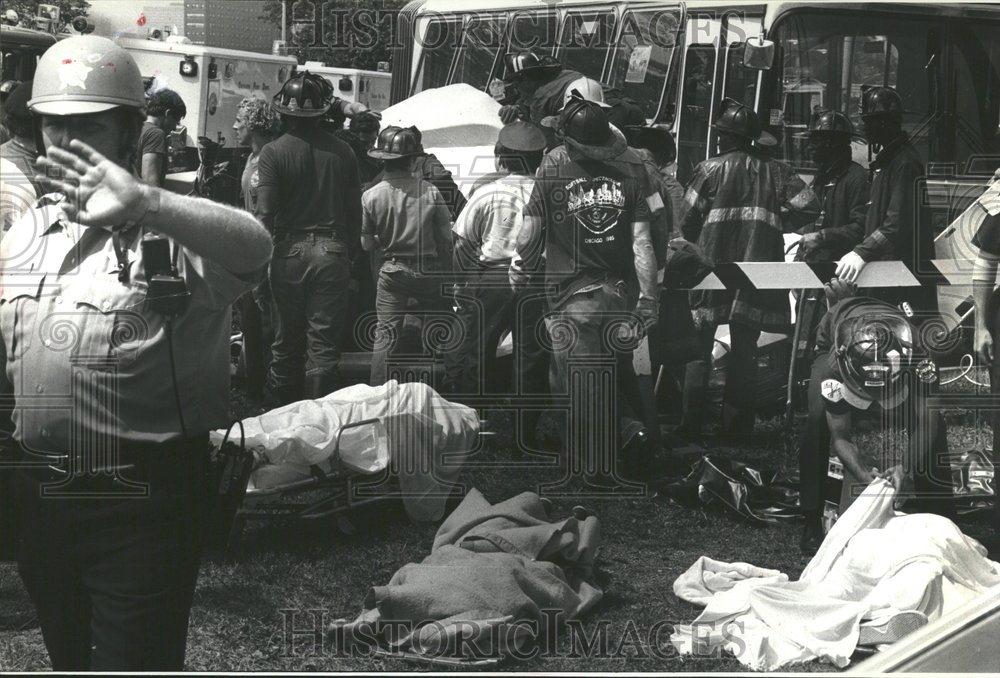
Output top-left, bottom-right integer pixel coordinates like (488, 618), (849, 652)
(798, 281), (951, 554)
(257, 71), (362, 405)
(498, 51), (605, 130)
(835, 87), (934, 315)
(1, 35), (272, 669)
(679, 99), (820, 440)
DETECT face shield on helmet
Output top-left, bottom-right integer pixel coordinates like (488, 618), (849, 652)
(835, 314), (914, 408)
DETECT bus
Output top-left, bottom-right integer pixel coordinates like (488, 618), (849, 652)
(389, 0), (1000, 333)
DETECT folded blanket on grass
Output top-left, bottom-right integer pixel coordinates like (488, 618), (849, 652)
(330, 488), (602, 659)
(670, 480), (1000, 670)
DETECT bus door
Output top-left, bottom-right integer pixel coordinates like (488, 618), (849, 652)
(676, 12), (722, 184)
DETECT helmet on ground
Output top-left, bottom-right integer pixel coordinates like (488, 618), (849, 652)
(29, 36), (145, 116)
(368, 125), (422, 160)
(834, 310), (913, 409)
(860, 86), (904, 119)
(272, 71), (330, 118)
(503, 50), (560, 81)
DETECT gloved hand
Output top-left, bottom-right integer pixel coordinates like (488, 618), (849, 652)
(797, 231), (823, 260)
(835, 250), (867, 283)
(823, 278), (857, 306)
(499, 104), (526, 124)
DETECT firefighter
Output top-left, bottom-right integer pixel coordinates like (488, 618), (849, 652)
(790, 110), (871, 380)
(679, 99), (820, 441)
(498, 51), (605, 136)
(514, 93), (659, 483)
(2, 35), (272, 669)
(362, 126), (454, 386)
(796, 110), (868, 262)
(835, 87), (934, 314)
(336, 111), (383, 188)
(799, 281), (951, 555)
(258, 71), (362, 405)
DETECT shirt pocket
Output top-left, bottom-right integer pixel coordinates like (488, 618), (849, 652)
(65, 281), (151, 372)
(0, 274), (45, 359)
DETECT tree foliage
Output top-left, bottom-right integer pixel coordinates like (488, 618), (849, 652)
(5, 0), (91, 33)
(260, 0), (407, 71)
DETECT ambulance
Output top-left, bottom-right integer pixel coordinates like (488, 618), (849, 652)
(302, 62), (392, 114)
(117, 37), (297, 176)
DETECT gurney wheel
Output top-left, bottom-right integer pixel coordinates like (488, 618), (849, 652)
(335, 515), (356, 536)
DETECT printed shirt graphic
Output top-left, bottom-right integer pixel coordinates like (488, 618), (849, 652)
(526, 152), (649, 307)
(452, 174), (535, 263)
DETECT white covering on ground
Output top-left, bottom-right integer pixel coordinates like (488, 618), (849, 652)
(380, 82), (503, 192)
(670, 479), (1000, 670)
(211, 380), (481, 521)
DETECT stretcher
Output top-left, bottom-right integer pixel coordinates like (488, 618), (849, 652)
(209, 381), (487, 556)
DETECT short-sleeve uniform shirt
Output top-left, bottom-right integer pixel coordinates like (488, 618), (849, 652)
(0, 194), (262, 451)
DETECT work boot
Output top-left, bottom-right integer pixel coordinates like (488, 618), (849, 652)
(799, 513), (825, 556)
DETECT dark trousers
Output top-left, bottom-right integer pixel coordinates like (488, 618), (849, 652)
(682, 322), (761, 437)
(798, 354), (952, 516)
(370, 260), (451, 386)
(444, 270), (549, 396)
(988, 298), (1000, 534)
(14, 439), (211, 671)
(267, 233), (352, 404)
(235, 280), (274, 400)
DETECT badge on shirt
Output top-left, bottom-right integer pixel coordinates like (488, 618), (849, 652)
(821, 379), (846, 403)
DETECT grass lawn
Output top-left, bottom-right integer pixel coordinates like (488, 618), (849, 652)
(1, 369), (995, 672)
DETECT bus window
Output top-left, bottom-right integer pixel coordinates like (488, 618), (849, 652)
(509, 11), (558, 54)
(768, 12), (942, 171)
(451, 14), (507, 90)
(606, 9), (680, 120)
(557, 9), (617, 80)
(724, 41), (757, 108)
(677, 44), (716, 185)
(411, 15), (461, 95)
(952, 22), (1000, 174)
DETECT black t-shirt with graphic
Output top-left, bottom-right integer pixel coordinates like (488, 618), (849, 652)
(525, 148), (650, 308)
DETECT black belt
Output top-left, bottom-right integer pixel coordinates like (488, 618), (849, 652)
(273, 229), (345, 242)
(15, 435), (210, 484)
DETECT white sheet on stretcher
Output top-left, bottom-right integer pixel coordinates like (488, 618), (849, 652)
(670, 480), (1000, 670)
(211, 380), (480, 521)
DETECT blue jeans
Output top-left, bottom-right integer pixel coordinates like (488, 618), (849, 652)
(267, 233), (351, 404)
(549, 281), (641, 484)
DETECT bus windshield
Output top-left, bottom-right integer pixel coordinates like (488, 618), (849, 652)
(767, 10), (1000, 173)
(605, 8), (680, 120)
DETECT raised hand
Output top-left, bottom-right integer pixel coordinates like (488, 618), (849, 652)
(35, 139), (147, 229)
